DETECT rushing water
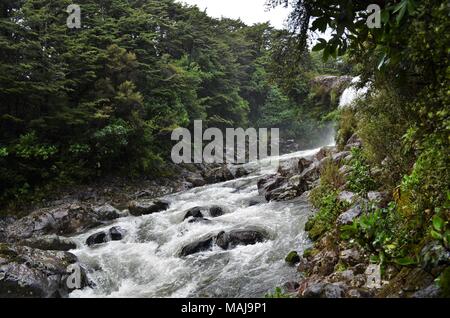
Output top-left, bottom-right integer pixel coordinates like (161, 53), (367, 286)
(339, 76), (370, 109)
(70, 148), (322, 298)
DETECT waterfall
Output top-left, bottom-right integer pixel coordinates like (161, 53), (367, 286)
(339, 76), (369, 109)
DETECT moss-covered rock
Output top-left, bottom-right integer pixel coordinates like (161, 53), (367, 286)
(285, 251), (301, 265)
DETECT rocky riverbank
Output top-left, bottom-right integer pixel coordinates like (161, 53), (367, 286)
(260, 135), (448, 298)
(0, 162), (249, 297)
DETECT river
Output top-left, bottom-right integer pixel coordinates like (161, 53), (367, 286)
(70, 148), (323, 298)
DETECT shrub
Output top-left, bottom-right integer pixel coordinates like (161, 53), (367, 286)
(347, 148), (378, 195)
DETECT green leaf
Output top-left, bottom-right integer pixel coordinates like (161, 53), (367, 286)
(394, 1), (408, 24)
(431, 230), (443, 240)
(432, 215), (445, 232)
(312, 17), (328, 33)
(394, 257), (416, 266)
(312, 39), (327, 52)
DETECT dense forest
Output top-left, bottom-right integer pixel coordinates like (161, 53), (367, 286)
(0, 0), (347, 208)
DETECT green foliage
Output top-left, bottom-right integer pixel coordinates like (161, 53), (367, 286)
(308, 188), (349, 240)
(437, 267), (450, 298)
(347, 148), (378, 195)
(264, 287), (291, 298)
(341, 202), (418, 267)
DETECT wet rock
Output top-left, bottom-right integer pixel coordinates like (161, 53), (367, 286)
(257, 175), (287, 199)
(0, 243), (87, 298)
(285, 251), (301, 265)
(247, 198), (266, 207)
(6, 203), (115, 240)
(209, 206), (226, 217)
(109, 226), (125, 241)
(299, 161), (321, 184)
(231, 167), (250, 179)
(185, 176), (206, 187)
(332, 151), (351, 164)
(18, 235), (77, 251)
(340, 248), (363, 267)
(203, 165), (234, 184)
(183, 207), (204, 220)
(216, 230), (265, 250)
(128, 199), (170, 216)
(187, 217), (211, 224)
(277, 159), (306, 177)
(266, 184), (302, 202)
(311, 249), (339, 276)
(179, 237), (214, 256)
(283, 281), (300, 293)
(86, 226), (126, 247)
(93, 204), (122, 221)
(336, 205), (363, 226)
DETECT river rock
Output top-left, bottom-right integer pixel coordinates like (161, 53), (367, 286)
(285, 251), (301, 265)
(93, 204), (122, 221)
(179, 237), (214, 256)
(86, 226), (126, 247)
(283, 281), (300, 293)
(209, 206), (226, 217)
(257, 175), (287, 199)
(336, 205), (363, 226)
(340, 248), (363, 267)
(5, 203), (118, 240)
(216, 230), (265, 250)
(203, 165), (234, 184)
(0, 243), (87, 298)
(332, 151), (351, 164)
(311, 249), (339, 276)
(18, 235), (77, 251)
(128, 199), (170, 216)
(0, 217), (15, 242)
(183, 207), (204, 220)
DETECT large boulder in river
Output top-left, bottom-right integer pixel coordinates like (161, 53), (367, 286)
(216, 230), (266, 250)
(257, 175), (287, 199)
(179, 237), (214, 257)
(0, 243), (88, 298)
(128, 199), (170, 216)
(86, 226), (126, 247)
(5, 203), (121, 240)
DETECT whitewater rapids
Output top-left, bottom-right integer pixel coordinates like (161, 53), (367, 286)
(70, 148), (322, 298)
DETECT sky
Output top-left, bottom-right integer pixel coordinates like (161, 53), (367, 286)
(176, 0), (291, 29)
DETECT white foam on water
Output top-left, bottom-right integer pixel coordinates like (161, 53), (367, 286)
(70, 148), (324, 298)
